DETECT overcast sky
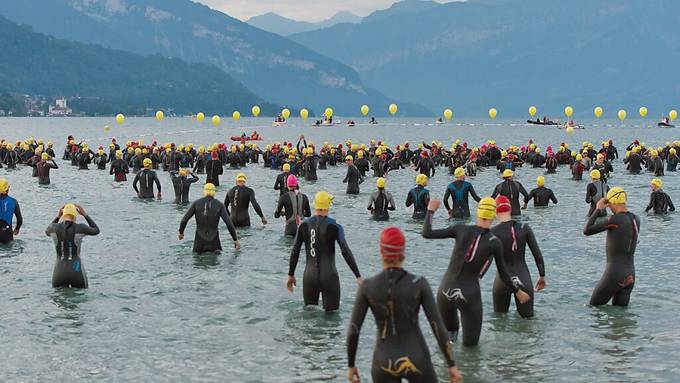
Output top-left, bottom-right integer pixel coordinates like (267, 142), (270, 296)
(195, 0), (445, 22)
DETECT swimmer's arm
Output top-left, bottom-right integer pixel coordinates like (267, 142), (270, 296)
(342, 169), (349, 183)
(491, 185), (500, 199)
(347, 285), (368, 368)
(45, 222), (58, 236)
(274, 196), (284, 218)
(220, 205), (238, 241)
(51, 160), (59, 169)
(80, 215), (100, 236)
(583, 213), (611, 236)
(585, 184), (593, 203)
(422, 211), (457, 239)
(367, 193), (376, 210)
(188, 174), (199, 183)
(525, 226), (545, 277)
(387, 193), (396, 211)
(223, 192), (232, 214)
(14, 202), (22, 230)
(405, 190), (414, 207)
(132, 173), (140, 193)
(667, 194), (675, 211)
(274, 175), (282, 190)
(442, 187), (452, 211)
(336, 224), (361, 278)
(302, 196), (311, 217)
(153, 174), (161, 193)
(249, 191), (265, 218)
(518, 182), (529, 199)
(288, 223), (306, 276)
(469, 184), (482, 202)
(550, 190), (558, 204)
(421, 279), (456, 367)
(178, 203), (195, 235)
(645, 194), (654, 212)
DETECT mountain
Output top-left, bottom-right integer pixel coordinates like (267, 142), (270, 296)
(292, 0), (680, 117)
(361, 0), (440, 24)
(0, 15), (277, 116)
(0, 0), (429, 116)
(247, 11), (361, 36)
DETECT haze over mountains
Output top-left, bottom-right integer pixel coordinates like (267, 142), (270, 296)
(292, 0), (680, 117)
(247, 11), (361, 36)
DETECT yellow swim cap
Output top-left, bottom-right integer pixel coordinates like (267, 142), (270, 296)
(590, 169), (601, 180)
(236, 173), (247, 182)
(314, 191), (334, 210)
(345, 155), (353, 162)
(501, 150), (507, 157)
(41, 153), (49, 160)
(357, 150), (364, 158)
(375, 148), (383, 156)
(416, 174), (428, 186)
(576, 154), (583, 161)
(502, 169), (513, 178)
(204, 183), (216, 197)
(376, 177), (386, 189)
(282, 163), (291, 172)
(0, 179), (9, 194)
(670, 148), (677, 155)
(536, 176), (545, 187)
(651, 178), (663, 188)
(477, 197), (497, 220)
(62, 204), (78, 218)
(454, 167), (465, 178)
(116, 150), (123, 159)
(179, 169), (188, 177)
(143, 158), (152, 167)
(606, 187), (626, 204)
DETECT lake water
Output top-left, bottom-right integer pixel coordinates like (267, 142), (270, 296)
(0, 117), (678, 382)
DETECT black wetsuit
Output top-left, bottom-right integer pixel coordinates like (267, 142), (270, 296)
(46, 215), (100, 288)
(170, 171), (199, 204)
(422, 211), (518, 346)
(275, 190), (311, 236)
(491, 221), (545, 318)
(405, 186), (430, 219)
(586, 180), (608, 217)
(525, 186), (557, 207)
(205, 158), (223, 186)
(109, 159), (129, 182)
(94, 153), (108, 170)
(343, 165), (363, 194)
(645, 190), (675, 214)
(444, 180), (481, 218)
(583, 211), (639, 306)
(288, 215), (361, 311)
(415, 158), (436, 177)
(37, 160), (59, 185)
(492, 180), (529, 216)
(224, 185), (264, 227)
(368, 190), (396, 221)
(347, 268), (455, 383)
(0, 195), (22, 244)
(133, 169), (161, 199)
(624, 153), (644, 174)
(179, 196), (238, 253)
(303, 156), (318, 181)
(274, 171), (290, 196)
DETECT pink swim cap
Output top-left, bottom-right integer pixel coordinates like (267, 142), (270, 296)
(287, 175), (298, 188)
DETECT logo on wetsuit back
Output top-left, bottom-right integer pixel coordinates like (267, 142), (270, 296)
(381, 357), (422, 377)
(619, 275), (634, 288)
(310, 229), (316, 257)
(441, 288), (467, 302)
(511, 276), (524, 289)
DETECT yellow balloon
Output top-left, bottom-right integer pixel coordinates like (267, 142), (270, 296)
(155, 110), (164, 121)
(670, 110), (678, 121)
(444, 108), (453, 120)
(488, 108), (497, 119)
(251, 105), (261, 117)
(639, 107), (648, 117)
(324, 107), (333, 118)
(389, 103), (398, 115)
(566, 126), (574, 134)
(282, 108), (291, 119)
(594, 106), (603, 118)
(196, 112), (205, 122)
(564, 106), (574, 118)
(300, 108), (309, 119)
(529, 106), (537, 117)
(212, 115), (221, 126)
(104, 126), (111, 132)
(618, 109), (627, 121)
(115, 113), (125, 125)
(232, 111), (241, 121)
(361, 104), (369, 116)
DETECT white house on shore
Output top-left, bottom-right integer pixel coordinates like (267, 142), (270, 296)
(48, 98), (72, 116)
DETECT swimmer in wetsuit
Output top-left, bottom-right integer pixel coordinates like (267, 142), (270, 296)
(523, 176), (557, 208)
(444, 167), (481, 218)
(274, 163), (291, 196)
(170, 169), (199, 204)
(583, 187), (639, 306)
(422, 198), (530, 346)
(36, 153), (59, 185)
(224, 173), (267, 228)
(645, 178), (675, 214)
(286, 191), (363, 312)
(274, 175), (311, 237)
(343, 156), (364, 194)
(492, 196), (546, 318)
(45, 204), (100, 288)
(133, 158), (162, 199)
(178, 183), (240, 253)
(347, 227), (462, 383)
(586, 169), (608, 217)
(367, 177), (396, 221)
(491, 169), (529, 216)
(109, 150), (129, 182)
(405, 174), (430, 219)
(0, 179), (22, 244)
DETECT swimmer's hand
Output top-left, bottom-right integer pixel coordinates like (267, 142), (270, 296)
(449, 366), (463, 383)
(515, 289), (531, 304)
(157, 192), (162, 200)
(286, 276), (296, 293)
(234, 240), (241, 251)
(75, 205), (86, 216)
(347, 367), (360, 382)
(261, 217), (268, 225)
(522, 202), (528, 210)
(13, 228), (19, 236)
(596, 198), (608, 210)
(428, 199), (441, 212)
(356, 277), (364, 285)
(178, 233), (184, 241)
(535, 277), (546, 291)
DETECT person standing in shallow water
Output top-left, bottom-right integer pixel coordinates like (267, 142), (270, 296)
(274, 175), (311, 237)
(346, 226), (462, 383)
(224, 173), (267, 228)
(133, 158), (162, 199)
(0, 179), (22, 244)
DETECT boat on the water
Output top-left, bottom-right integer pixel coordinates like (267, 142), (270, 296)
(230, 136), (263, 141)
(527, 119), (559, 126)
(658, 122), (675, 128)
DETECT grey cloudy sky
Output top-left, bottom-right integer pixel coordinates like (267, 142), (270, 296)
(195, 0), (445, 22)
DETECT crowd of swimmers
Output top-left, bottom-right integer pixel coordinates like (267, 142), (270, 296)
(1, 133), (678, 383)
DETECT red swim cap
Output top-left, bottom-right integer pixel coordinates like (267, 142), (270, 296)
(495, 196), (511, 213)
(380, 226), (405, 260)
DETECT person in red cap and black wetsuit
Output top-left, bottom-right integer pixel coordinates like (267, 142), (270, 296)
(347, 226), (462, 383)
(491, 196), (546, 318)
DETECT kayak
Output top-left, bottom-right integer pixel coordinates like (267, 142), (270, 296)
(435, 120), (446, 125)
(527, 120), (559, 125)
(272, 121), (286, 127)
(347, 122), (355, 127)
(658, 122), (675, 128)
(230, 136), (263, 141)
(557, 125), (585, 130)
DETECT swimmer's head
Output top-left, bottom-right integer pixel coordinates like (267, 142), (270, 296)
(380, 226), (405, 266)
(606, 187), (627, 205)
(495, 195), (511, 220)
(454, 167), (465, 179)
(314, 191), (333, 211)
(204, 183), (216, 197)
(590, 169), (601, 180)
(287, 175), (298, 190)
(477, 197), (497, 225)
(536, 176), (545, 187)
(651, 178), (663, 190)
(416, 174), (428, 186)
(236, 173), (247, 185)
(143, 158), (152, 168)
(282, 163), (291, 172)
(0, 178), (9, 194)
(502, 169), (513, 179)
(62, 204), (78, 220)
(376, 177), (386, 189)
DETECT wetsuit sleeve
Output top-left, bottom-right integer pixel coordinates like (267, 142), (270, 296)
(223, 191), (231, 214)
(179, 202), (196, 234)
(274, 195), (284, 218)
(489, 239), (518, 292)
(667, 193), (675, 211)
(421, 278), (455, 367)
(585, 184), (593, 203)
(220, 204), (238, 241)
(550, 190), (558, 204)
(288, 222), (306, 276)
(388, 193), (396, 210)
(342, 168), (349, 183)
(422, 211), (457, 239)
(45, 222), (58, 236)
(189, 174), (199, 184)
(443, 187), (452, 210)
(274, 175), (282, 190)
(303, 196), (311, 217)
(367, 193), (376, 210)
(525, 189), (536, 204)
(347, 283), (368, 368)
(249, 189), (265, 218)
(52, 160), (59, 169)
(491, 184), (500, 198)
(79, 215), (100, 236)
(154, 174), (161, 193)
(13, 201), (22, 230)
(469, 184), (481, 202)
(518, 182), (529, 200)
(525, 225), (545, 277)
(645, 193), (654, 212)
(583, 212), (612, 236)
(132, 172), (141, 193)
(335, 223), (361, 278)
